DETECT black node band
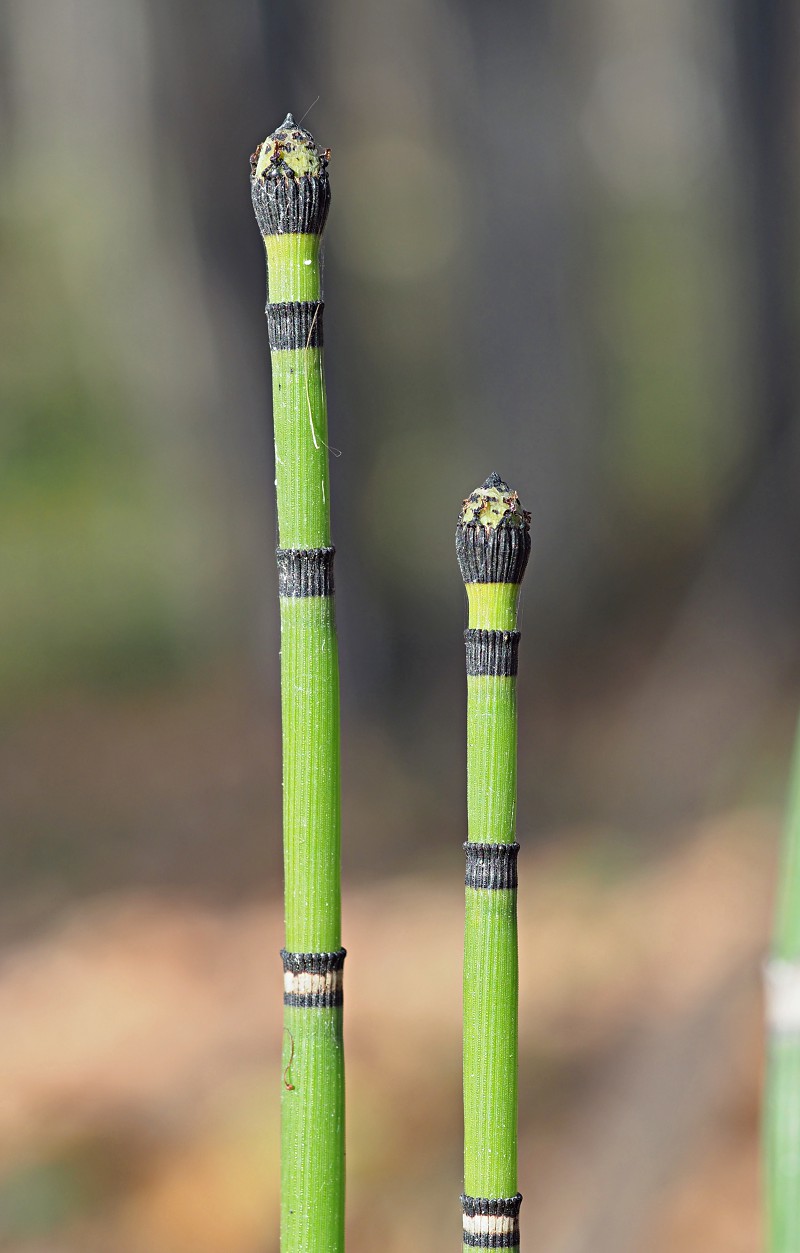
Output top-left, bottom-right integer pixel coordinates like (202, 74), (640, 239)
(283, 993), (344, 1008)
(281, 948), (346, 1008)
(461, 1194), (522, 1248)
(464, 843), (520, 890)
(251, 173), (331, 236)
(461, 1194), (523, 1218)
(280, 949), (347, 974)
(462, 1232), (520, 1249)
(267, 301), (324, 350)
(456, 523), (531, 585)
(276, 548), (335, 597)
(465, 629), (520, 677)
(462, 1236), (519, 1249)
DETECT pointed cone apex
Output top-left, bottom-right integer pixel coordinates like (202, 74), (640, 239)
(456, 475), (531, 585)
(251, 114), (328, 181)
(250, 113), (331, 236)
(459, 475), (528, 532)
(482, 471), (507, 491)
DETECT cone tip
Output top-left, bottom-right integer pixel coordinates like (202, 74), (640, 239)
(458, 474), (529, 532)
(251, 113), (328, 181)
(482, 471), (507, 491)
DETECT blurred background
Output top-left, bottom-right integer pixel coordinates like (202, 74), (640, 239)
(1, 0), (799, 1249)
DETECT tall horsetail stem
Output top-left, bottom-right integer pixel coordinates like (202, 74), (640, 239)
(765, 714), (800, 1251)
(251, 116), (344, 1253)
(457, 473), (530, 1253)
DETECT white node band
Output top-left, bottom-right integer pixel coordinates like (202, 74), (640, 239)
(764, 959), (800, 1033)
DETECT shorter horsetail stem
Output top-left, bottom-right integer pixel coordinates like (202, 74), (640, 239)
(457, 474), (530, 1251)
(765, 714), (800, 1252)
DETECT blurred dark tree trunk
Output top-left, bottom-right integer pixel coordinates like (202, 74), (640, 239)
(727, 0), (800, 629)
(257, 1), (323, 120)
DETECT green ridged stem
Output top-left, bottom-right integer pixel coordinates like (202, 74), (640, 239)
(266, 235), (322, 303)
(466, 675), (518, 846)
(251, 117), (344, 1253)
(266, 234), (329, 549)
(765, 715), (800, 1252)
(463, 886), (518, 1196)
(467, 583), (519, 632)
(457, 475), (530, 1250)
(280, 596), (340, 952)
(281, 1006), (346, 1252)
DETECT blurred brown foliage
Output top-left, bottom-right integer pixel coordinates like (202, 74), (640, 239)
(0, 810), (773, 1251)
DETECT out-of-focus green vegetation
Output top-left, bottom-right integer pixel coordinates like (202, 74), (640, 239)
(1, 224), (222, 701)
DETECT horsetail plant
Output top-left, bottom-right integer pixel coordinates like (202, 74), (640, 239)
(250, 116), (344, 1253)
(764, 714), (800, 1252)
(456, 473), (531, 1253)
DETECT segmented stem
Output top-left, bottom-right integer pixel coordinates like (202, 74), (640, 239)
(765, 715), (800, 1252)
(251, 115), (344, 1253)
(457, 474), (530, 1252)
